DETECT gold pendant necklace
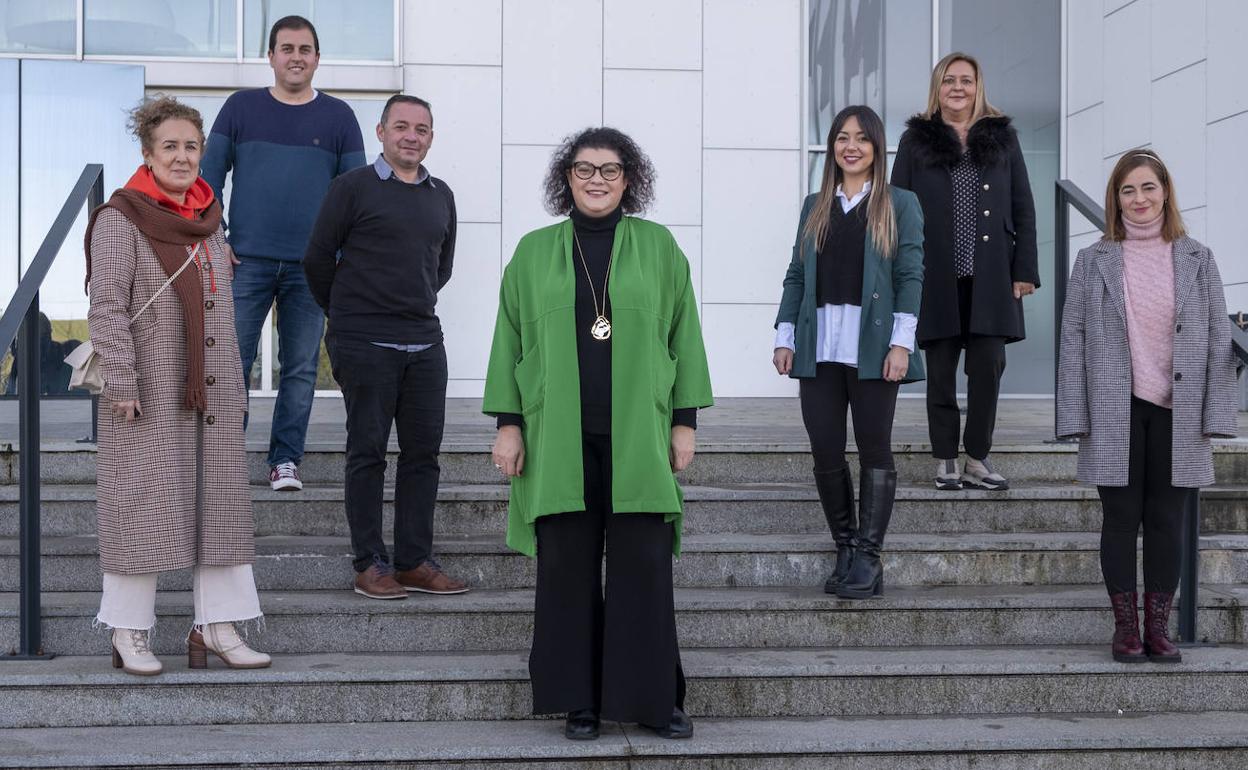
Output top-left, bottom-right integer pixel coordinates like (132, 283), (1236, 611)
(573, 231), (612, 341)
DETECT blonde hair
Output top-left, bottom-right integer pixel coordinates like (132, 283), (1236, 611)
(802, 105), (896, 258)
(923, 52), (1002, 124)
(1104, 149), (1187, 242)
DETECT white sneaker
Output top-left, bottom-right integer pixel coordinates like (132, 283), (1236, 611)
(269, 461), (303, 491)
(962, 456), (1009, 491)
(934, 458), (962, 490)
(111, 628), (162, 676)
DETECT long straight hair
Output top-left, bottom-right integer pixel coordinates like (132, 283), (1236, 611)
(802, 105), (896, 258)
(1103, 149), (1187, 242)
(923, 51), (1002, 124)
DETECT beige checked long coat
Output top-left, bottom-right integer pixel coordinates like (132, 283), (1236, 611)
(88, 207), (254, 574)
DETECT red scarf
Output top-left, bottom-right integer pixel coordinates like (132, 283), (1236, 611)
(124, 165), (216, 219)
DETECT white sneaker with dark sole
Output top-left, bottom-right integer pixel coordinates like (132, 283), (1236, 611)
(934, 458), (962, 490)
(962, 456), (1009, 491)
(269, 462), (303, 491)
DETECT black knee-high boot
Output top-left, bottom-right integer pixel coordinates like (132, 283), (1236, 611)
(814, 467), (855, 593)
(836, 468), (897, 599)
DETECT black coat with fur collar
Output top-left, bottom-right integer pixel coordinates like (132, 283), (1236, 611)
(891, 113), (1039, 345)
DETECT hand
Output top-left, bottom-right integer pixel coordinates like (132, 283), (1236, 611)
(492, 425), (525, 477)
(112, 399), (142, 422)
(670, 425), (695, 472)
(773, 347), (794, 375)
(882, 346), (909, 382)
(224, 243), (240, 277)
(1013, 281), (1036, 300)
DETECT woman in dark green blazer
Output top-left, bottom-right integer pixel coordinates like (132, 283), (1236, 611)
(772, 105), (925, 599)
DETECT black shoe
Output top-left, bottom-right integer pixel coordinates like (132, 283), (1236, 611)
(836, 468), (896, 600)
(564, 709), (600, 740)
(642, 707), (693, 739)
(814, 467), (856, 593)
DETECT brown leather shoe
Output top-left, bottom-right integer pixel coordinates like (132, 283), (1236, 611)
(395, 560), (470, 595)
(354, 563), (408, 600)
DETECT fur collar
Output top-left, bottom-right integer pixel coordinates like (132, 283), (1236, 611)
(903, 113), (1016, 168)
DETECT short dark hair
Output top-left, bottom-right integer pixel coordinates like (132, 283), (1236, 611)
(380, 94), (433, 128)
(543, 127), (655, 216)
(268, 15), (319, 54)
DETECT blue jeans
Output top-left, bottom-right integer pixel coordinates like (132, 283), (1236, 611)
(233, 255), (325, 467)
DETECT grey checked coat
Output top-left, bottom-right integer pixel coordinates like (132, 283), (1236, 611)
(1056, 236), (1238, 487)
(88, 208), (254, 574)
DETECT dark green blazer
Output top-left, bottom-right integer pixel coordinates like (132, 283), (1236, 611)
(774, 186), (926, 382)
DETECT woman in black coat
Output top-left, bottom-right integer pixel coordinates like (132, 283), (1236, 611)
(891, 51), (1040, 492)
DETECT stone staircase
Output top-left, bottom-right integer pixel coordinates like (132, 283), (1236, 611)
(2, 438), (1248, 767)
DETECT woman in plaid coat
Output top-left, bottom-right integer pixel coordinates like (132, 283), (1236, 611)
(1057, 150), (1238, 664)
(87, 97), (269, 675)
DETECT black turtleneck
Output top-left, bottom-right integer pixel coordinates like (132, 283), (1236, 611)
(496, 205), (696, 433)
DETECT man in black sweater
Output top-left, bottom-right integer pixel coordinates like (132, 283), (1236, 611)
(305, 94), (467, 600)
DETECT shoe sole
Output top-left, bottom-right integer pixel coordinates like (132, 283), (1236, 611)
(401, 585), (471, 595)
(564, 731), (600, 741)
(934, 478), (963, 491)
(1113, 652), (1148, 663)
(353, 587), (408, 600)
(962, 477), (1009, 491)
(271, 480), (303, 491)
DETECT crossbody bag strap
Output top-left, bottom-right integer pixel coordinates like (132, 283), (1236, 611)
(129, 242), (201, 324)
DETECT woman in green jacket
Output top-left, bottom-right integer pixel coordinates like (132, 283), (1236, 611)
(772, 105), (925, 600)
(483, 127), (712, 741)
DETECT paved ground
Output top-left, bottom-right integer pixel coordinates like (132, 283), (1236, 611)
(3, 396), (1247, 450)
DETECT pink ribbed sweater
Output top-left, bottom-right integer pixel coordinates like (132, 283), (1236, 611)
(1120, 213), (1175, 408)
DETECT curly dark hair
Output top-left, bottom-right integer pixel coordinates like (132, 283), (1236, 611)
(128, 95), (204, 152)
(543, 127), (656, 216)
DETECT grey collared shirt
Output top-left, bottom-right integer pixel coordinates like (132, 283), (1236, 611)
(370, 154), (437, 352)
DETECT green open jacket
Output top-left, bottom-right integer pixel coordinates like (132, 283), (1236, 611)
(483, 216), (713, 558)
(775, 187), (927, 382)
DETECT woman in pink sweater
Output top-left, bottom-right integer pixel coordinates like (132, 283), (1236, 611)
(1057, 150), (1239, 664)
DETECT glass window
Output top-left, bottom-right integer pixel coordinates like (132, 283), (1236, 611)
(0, 0), (77, 54)
(243, 0), (393, 61)
(808, 0), (930, 148)
(84, 0), (237, 58)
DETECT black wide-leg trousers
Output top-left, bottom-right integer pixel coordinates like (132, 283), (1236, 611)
(529, 432), (684, 726)
(1097, 396), (1193, 595)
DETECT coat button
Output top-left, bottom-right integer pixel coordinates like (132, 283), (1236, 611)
(206, 375), (216, 386)
(205, 300), (215, 310)
(982, 234), (990, 242)
(983, 183), (990, 190)
(983, 210), (990, 217)
(1175, 324), (1182, 333)
(874, 319), (882, 326)
(872, 292), (880, 299)
(205, 415), (216, 425)
(206, 337), (215, 347)
(1174, 372), (1182, 382)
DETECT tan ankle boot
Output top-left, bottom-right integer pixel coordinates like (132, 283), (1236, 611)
(111, 628), (162, 676)
(187, 623), (272, 669)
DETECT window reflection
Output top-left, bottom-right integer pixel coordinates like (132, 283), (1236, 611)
(243, 0), (392, 61)
(84, 0), (237, 58)
(0, 0), (76, 54)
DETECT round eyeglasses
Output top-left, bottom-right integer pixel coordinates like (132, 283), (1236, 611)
(571, 161), (624, 181)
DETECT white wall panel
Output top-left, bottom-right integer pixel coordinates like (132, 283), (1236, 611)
(603, 0), (701, 70)
(1102, 1), (1151, 154)
(604, 69), (702, 226)
(440, 223), (502, 381)
(701, 149), (800, 304)
(1206, 0), (1248, 122)
(1206, 112), (1248, 286)
(702, 304), (798, 397)
(1066, 0), (1104, 114)
(1181, 207), (1207, 243)
(1151, 0), (1206, 78)
(403, 65), (502, 223)
(1225, 285), (1248, 315)
(502, 144), (562, 262)
(1150, 62), (1206, 208)
(502, 0), (602, 145)
(1104, 0), (1134, 12)
(1065, 105), (1105, 235)
(403, 0), (502, 66)
(668, 225), (703, 306)
(703, 0), (800, 150)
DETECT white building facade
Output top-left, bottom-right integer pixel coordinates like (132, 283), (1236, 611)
(1, 0), (1243, 398)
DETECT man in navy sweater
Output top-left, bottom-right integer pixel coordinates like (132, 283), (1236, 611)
(201, 15), (365, 492)
(305, 95), (466, 600)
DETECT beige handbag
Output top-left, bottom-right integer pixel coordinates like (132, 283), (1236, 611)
(67, 243), (201, 394)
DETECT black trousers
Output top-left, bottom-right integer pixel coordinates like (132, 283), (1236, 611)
(529, 432), (684, 726)
(328, 337), (447, 572)
(925, 277), (1007, 460)
(1097, 397), (1193, 595)
(799, 362), (899, 471)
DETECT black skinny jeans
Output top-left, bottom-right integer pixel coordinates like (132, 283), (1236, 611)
(799, 362), (900, 471)
(529, 432), (684, 726)
(1097, 397), (1193, 595)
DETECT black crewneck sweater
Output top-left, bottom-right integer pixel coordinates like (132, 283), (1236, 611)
(495, 206), (696, 433)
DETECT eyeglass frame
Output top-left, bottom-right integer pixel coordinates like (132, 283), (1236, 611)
(569, 160), (626, 181)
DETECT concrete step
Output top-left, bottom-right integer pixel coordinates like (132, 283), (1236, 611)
(6, 585), (1244, 656)
(4, 645), (1248, 729)
(7, 482), (1248, 539)
(4, 711), (1248, 768)
(6, 533), (1248, 592)
(10, 440), (1248, 486)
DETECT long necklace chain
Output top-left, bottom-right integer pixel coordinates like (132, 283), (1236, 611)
(573, 231), (612, 341)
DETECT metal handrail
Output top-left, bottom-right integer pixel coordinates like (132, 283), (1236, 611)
(0, 163), (104, 660)
(1055, 178), (1248, 648)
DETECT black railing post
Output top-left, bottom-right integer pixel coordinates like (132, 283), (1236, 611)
(14, 294), (49, 658)
(1178, 491), (1201, 644)
(1053, 184), (1069, 399)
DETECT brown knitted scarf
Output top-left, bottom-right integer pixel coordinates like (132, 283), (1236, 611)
(84, 190), (223, 411)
